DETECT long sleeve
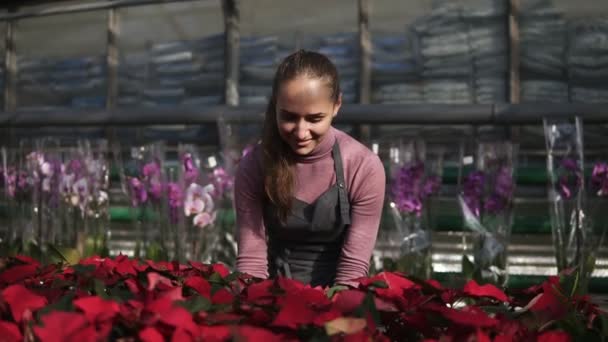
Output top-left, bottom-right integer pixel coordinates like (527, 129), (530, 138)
(234, 148), (269, 279)
(335, 155), (386, 286)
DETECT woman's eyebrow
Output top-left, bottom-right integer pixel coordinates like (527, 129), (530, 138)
(279, 109), (325, 116)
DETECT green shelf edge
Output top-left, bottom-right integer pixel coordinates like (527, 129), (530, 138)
(433, 272), (608, 292)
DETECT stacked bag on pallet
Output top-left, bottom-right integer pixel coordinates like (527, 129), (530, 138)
(412, 0), (507, 104)
(313, 33), (359, 104)
(519, 0), (568, 102)
(568, 19), (608, 103)
(239, 35), (291, 105)
(17, 55), (107, 110)
(372, 0), (507, 105)
(371, 33), (422, 104)
(142, 33), (225, 107)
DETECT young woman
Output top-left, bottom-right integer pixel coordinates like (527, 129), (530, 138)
(234, 50), (385, 287)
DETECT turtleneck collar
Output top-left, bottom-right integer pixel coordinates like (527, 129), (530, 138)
(292, 126), (336, 164)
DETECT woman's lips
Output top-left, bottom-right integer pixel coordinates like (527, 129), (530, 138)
(295, 140), (312, 148)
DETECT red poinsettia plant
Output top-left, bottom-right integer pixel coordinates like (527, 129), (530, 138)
(0, 255), (606, 341)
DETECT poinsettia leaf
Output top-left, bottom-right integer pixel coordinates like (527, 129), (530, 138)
(0, 263), (38, 284)
(403, 275), (443, 295)
(139, 326), (165, 342)
(2, 284), (48, 322)
(183, 276), (212, 298)
(74, 296), (120, 323)
(0, 321), (22, 341)
(326, 285), (348, 299)
(537, 330), (572, 342)
(325, 317), (367, 336)
(176, 295), (212, 314)
(463, 280), (509, 302)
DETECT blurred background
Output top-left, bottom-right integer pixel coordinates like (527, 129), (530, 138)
(1, 0), (608, 293)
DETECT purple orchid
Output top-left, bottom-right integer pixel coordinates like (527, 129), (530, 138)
(181, 153), (199, 185)
(591, 162), (608, 197)
(557, 157), (582, 200)
(167, 182), (183, 224)
(392, 162), (441, 217)
(462, 166), (514, 217)
(141, 160), (163, 202)
(142, 161), (160, 178)
(209, 167), (234, 200)
(462, 171), (485, 218)
(128, 177), (147, 207)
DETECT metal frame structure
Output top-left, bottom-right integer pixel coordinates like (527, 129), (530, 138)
(1, 103), (608, 126)
(0, 0), (606, 127)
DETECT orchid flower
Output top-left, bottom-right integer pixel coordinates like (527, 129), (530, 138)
(184, 183), (216, 228)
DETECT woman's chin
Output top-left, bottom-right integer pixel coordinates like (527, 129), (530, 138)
(291, 144), (315, 156)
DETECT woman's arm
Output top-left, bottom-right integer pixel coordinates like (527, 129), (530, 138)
(234, 149), (269, 279)
(335, 155), (386, 286)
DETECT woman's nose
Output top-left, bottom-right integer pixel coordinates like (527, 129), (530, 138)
(294, 121), (310, 139)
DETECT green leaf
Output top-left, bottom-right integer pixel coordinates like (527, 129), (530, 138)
(72, 264), (96, 275)
(47, 244), (81, 265)
(223, 272), (241, 284)
(94, 279), (110, 299)
(176, 296), (212, 313)
(107, 286), (134, 303)
(37, 293), (75, 319)
(25, 241), (43, 263)
(369, 280), (388, 289)
(354, 292), (381, 326)
(326, 285), (348, 299)
(208, 272), (225, 285)
(600, 314), (608, 339)
(462, 255), (475, 280)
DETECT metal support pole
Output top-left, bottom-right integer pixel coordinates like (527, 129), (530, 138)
(4, 19), (16, 112)
(0, 0), (207, 21)
(106, 8), (119, 110)
(222, 0), (239, 107)
(106, 7), (120, 152)
(356, 0), (372, 144)
(508, 0), (520, 104)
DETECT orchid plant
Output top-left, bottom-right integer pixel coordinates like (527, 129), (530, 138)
(176, 146), (220, 264)
(125, 143), (169, 261)
(459, 141), (516, 286)
(543, 117), (601, 294)
(386, 139), (443, 279)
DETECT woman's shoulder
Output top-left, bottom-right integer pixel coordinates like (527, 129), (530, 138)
(334, 128), (384, 174)
(236, 144), (264, 177)
(334, 128), (380, 162)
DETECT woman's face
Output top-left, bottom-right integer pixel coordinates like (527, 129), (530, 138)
(275, 76), (341, 156)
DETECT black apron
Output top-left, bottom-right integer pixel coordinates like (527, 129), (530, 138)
(263, 141), (351, 287)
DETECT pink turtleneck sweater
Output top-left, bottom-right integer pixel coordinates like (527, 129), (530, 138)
(234, 127), (386, 286)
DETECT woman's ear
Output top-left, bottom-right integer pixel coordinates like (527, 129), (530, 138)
(332, 93), (343, 118)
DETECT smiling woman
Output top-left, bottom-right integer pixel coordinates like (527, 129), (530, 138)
(234, 50), (386, 287)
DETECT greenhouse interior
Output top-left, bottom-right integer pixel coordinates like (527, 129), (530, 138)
(0, 0), (608, 340)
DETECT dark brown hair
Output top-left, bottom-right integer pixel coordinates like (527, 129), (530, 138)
(262, 49), (341, 222)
